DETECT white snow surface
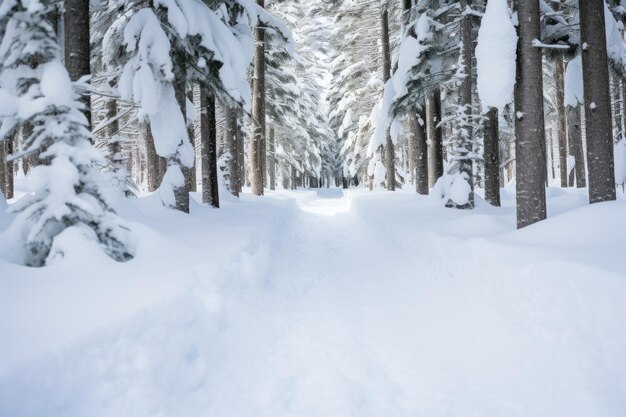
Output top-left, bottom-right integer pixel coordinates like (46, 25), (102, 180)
(565, 54), (584, 107)
(1, 187), (626, 416)
(475, 0), (517, 112)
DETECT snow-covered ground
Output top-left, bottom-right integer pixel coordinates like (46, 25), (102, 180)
(1, 187), (626, 417)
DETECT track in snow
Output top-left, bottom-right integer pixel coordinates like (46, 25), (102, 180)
(2, 188), (626, 417)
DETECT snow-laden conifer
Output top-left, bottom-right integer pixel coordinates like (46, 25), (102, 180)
(0, 0), (134, 267)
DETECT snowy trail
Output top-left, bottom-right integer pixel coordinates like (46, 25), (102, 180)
(1, 189), (626, 417)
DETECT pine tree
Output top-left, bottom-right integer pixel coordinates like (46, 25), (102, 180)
(0, 0), (133, 266)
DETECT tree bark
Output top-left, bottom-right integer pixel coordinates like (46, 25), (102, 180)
(407, 118), (417, 186)
(484, 108), (501, 206)
(173, 76), (191, 213)
(227, 108), (241, 197)
(567, 104), (586, 188)
(200, 90), (220, 208)
(268, 126), (276, 190)
(0, 138), (6, 198)
(579, 0), (617, 203)
(414, 108), (429, 195)
(447, 0), (474, 209)
(249, 0), (266, 196)
(554, 56), (568, 188)
(381, 7), (395, 191)
(426, 89), (443, 188)
(64, 0), (91, 127)
(514, 0), (547, 229)
(186, 89), (196, 193)
(143, 122), (161, 192)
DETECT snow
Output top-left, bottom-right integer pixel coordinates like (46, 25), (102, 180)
(565, 54), (584, 107)
(475, 0), (517, 113)
(615, 138), (626, 186)
(1, 186), (626, 416)
(40, 61), (75, 108)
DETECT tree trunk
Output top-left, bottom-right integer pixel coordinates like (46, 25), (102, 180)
(250, 0), (266, 196)
(172, 77), (191, 213)
(268, 126), (276, 190)
(381, 7), (395, 191)
(579, 0), (617, 203)
(407, 118), (417, 186)
(554, 56), (568, 188)
(426, 89), (443, 187)
(64, 0), (91, 127)
(484, 108), (501, 206)
(567, 104), (586, 188)
(514, 0), (547, 229)
(0, 139), (6, 198)
(227, 108), (240, 197)
(105, 79), (131, 196)
(143, 122), (161, 192)
(446, 0), (474, 209)
(200, 90), (220, 208)
(6, 134), (14, 199)
(186, 89), (196, 193)
(414, 109), (429, 195)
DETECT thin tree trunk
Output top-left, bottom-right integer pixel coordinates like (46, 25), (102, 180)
(567, 104), (586, 188)
(227, 108), (240, 197)
(554, 56), (568, 187)
(6, 134), (13, 199)
(186, 89), (196, 193)
(426, 89), (443, 187)
(173, 76), (191, 213)
(200, 90), (220, 208)
(621, 80), (626, 136)
(0, 139), (6, 198)
(415, 109), (429, 195)
(381, 7), (395, 191)
(268, 126), (276, 190)
(579, 0), (617, 203)
(250, 0), (266, 196)
(105, 79), (131, 196)
(64, 0), (91, 127)
(514, 0), (547, 229)
(484, 108), (501, 206)
(144, 122), (160, 192)
(21, 124), (35, 173)
(407, 118), (417, 186)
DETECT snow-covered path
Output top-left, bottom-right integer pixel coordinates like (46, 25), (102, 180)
(1, 188), (626, 417)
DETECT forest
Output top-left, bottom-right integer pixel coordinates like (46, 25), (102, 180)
(0, 0), (626, 416)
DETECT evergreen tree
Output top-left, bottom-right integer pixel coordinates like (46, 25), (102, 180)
(0, 0), (133, 266)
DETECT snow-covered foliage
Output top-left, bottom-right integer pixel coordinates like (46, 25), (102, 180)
(327, 0), (400, 183)
(0, 0), (133, 266)
(98, 0), (292, 208)
(266, 0), (337, 186)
